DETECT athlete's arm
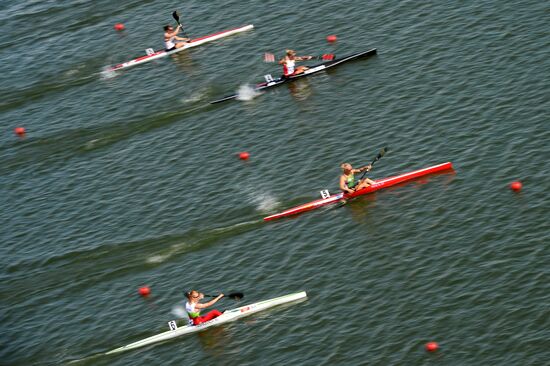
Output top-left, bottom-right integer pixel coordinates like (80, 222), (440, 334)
(355, 164), (371, 173)
(194, 294), (224, 309)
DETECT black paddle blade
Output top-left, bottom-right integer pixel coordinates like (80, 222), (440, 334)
(172, 11), (180, 23)
(372, 146), (389, 164)
(227, 292), (244, 300)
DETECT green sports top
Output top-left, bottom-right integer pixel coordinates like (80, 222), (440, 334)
(345, 173), (356, 189)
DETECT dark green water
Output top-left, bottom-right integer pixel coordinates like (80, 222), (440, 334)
(1, 1), (548, 365)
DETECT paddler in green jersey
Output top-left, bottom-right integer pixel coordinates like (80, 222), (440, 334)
(339, 162), (375, 194)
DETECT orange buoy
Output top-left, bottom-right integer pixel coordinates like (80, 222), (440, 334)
(238, 152), (250, 160)
(14, 127), (26, 136)
(138, 286), (151, 297)
(425, 342), (439, 352)
(114, 23), (125, 31)
(326, 34), (337, 43)
(510, 181), (522, 192)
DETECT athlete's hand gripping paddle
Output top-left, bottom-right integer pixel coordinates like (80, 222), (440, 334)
(358, 146), (389, 181)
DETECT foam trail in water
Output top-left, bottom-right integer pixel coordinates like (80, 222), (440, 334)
(181, 89), (207, 104)
(236, 84), (262, 101)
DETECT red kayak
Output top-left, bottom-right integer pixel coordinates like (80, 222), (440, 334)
(263, 162), (454, 221)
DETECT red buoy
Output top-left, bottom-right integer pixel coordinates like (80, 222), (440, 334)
(326, 34), (338, 43)
(425, 342), (439, 352)
(138, 286), (151, 297)
(14, 127), (26, 136)
(114, 23), (125, 31)
(238, 152), (250, 160)
(510, 181), (522, 192)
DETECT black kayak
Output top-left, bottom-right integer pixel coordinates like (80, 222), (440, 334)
(210, 48), (377, 104)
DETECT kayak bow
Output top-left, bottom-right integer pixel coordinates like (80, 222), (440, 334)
(105, 291), (307, 354)
(263, 162), (454, 221)
(210, 48), (377, 104)
(107, 24), (254, 72)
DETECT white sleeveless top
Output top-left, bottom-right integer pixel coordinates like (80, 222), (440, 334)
(185, 301), (201, 324)
(284, 59), (296, 75)
(165, 36), (176, 50)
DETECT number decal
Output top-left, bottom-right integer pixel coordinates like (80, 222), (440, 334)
(264, 74), (274, 82)
(320, 190), (331, 199)
(168, 320), (178, 331)
(145, 48), (155, 56)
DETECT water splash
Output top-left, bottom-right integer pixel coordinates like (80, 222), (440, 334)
(252, 192), (280, 212)
(99, 66), (117, 80)
(235, 84), (262, 101)
(171, 304), (187, 318)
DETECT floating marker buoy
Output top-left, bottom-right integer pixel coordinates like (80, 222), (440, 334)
(238, 152), (250, 160)
(425, 342), (439, 352)
(114, 23), (125, 31)
(510, 181), (522, 192)
(138, 286), (151, 297)
(326, 35), (337, 43)
(14, 127), (26, 136)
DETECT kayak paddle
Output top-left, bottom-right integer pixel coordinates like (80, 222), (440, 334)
(171, 10), (189, 38)
(358, 146), (389, 181)
(204, 292), (244, 300)
(264, 53), (335, 63)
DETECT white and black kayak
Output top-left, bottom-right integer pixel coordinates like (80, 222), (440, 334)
(210, 48), (377, 104)
(106, 24), (254, 72)
(105, 291), (307, 354)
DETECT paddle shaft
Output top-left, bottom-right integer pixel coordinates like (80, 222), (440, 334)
(358, 147), (388, 181)
(204, 292), (243, 300)
(265, 53), (334, 62)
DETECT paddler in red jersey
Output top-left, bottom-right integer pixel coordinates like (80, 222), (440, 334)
(339, 163), (375, 194)
(163, 24), (189, 51)
(279, 49), (313, 77)
(185, 290), (224, 325)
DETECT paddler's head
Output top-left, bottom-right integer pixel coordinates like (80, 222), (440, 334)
(186, 290), (202, 301)
(341, 163), (352, 174)
(164, 25), (174, 32)
(286, 49), (296, 58)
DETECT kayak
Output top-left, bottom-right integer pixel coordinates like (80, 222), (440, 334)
(263, 162), (453, 221)
(105, 291), (307, 354)
(210, 48), (377, 104)
(106, 24), (254, 72)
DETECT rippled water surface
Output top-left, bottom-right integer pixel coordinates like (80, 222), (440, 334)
(1, 1), (548, 365)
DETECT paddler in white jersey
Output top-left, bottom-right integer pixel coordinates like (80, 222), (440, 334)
(339, 162), (374, 194)
(279, 49), (313, 77)
(185, 290), (224, 325)
(163, 24), (189, 51)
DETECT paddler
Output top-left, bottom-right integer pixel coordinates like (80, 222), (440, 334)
(340, 163), (375, 194)
(163, 24), (189, 51)
(185, 290), (224, 325)
(279, 49), (313, 77)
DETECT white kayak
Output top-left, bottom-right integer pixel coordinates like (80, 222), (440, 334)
(105, 291), (307, 354)
(107, 24), (254, 72)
